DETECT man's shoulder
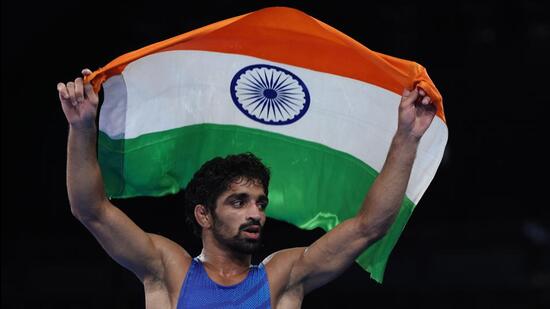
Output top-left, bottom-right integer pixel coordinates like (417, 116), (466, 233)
(144, 233), (192, 307)
(146, 234), (192, 285)
(262, 247), (306, 267)
(262, 247), (306, 284)
(262, 247), (308, 306)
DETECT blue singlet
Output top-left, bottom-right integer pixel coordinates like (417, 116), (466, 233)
(176, 257), (271, 308)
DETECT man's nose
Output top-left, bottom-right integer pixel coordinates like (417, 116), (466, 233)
(246, 202), (263, 220)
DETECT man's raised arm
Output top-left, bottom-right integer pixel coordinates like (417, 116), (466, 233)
(270, 88), (437, 294)
(57, 69), (188, 282)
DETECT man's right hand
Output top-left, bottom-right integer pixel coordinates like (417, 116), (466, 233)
(57, 68), (99, 129)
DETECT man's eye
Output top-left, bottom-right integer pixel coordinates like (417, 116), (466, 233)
(231, 200), (243, 207)
(258, 202), (268, 210)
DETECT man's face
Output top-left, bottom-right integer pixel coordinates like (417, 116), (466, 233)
(210, 178), (268, 254)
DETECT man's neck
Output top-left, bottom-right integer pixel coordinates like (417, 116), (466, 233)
(199, 237), (252, 278)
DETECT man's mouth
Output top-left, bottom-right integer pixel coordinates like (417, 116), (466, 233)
(241, 225), (261, 240)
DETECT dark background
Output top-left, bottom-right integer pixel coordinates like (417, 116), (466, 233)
(2, 0), (549, 308)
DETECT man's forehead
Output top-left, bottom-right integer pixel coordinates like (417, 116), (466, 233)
(226, 178), (266, 194)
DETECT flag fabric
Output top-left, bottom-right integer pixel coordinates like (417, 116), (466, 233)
(87, 6), (447, 283)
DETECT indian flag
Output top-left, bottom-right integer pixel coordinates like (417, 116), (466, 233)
(87, 6), (447, 283)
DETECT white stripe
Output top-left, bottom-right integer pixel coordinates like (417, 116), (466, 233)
(99, 50), (447, 204)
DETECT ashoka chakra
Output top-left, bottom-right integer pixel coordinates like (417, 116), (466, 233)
(230, 64), (310, 125)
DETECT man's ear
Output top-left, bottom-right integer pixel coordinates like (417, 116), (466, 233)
(194, 204), (212, 228)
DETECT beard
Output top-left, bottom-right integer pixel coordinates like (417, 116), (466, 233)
(212, 217), (263, 254)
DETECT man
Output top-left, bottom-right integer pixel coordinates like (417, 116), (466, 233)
(57, 68), (436, 308)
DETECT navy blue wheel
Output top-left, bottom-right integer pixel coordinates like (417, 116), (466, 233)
(230, 64), (310, 125)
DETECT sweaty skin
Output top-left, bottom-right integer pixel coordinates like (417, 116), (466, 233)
(58, 69), (435, 308)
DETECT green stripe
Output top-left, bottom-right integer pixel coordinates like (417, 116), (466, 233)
(98, 123), (415, 283)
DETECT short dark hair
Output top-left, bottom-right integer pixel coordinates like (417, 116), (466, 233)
(184, 152), (270, 238)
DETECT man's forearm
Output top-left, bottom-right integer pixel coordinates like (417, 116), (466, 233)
(357, 133), (420, 240)
(67, 125), (108, 220)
